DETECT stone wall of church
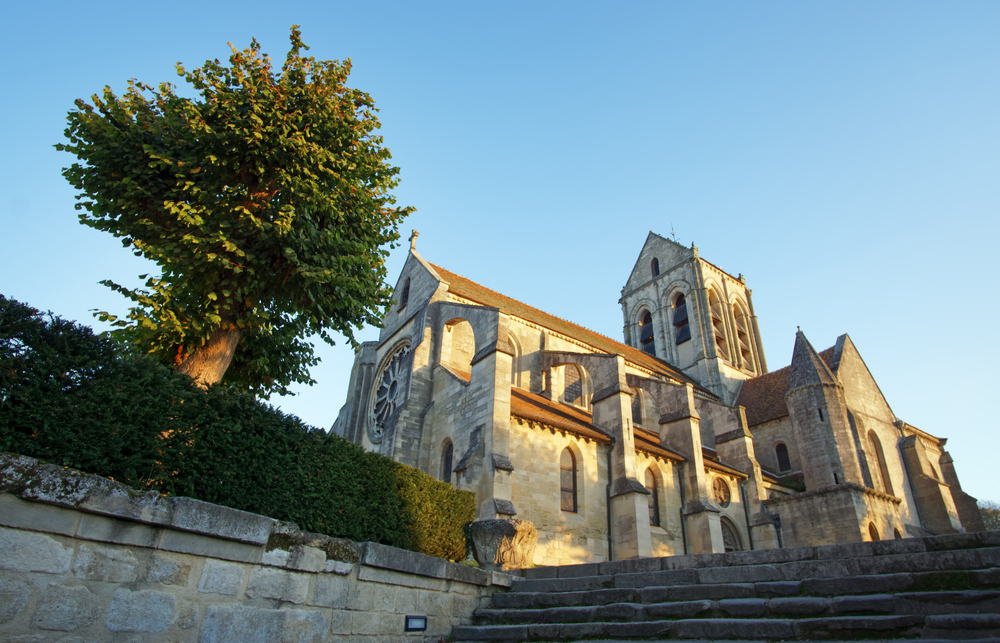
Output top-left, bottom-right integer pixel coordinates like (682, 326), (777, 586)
(750, 416), (801, 481)
(508, 419), (610, 566)
(634, 452), (684, 557)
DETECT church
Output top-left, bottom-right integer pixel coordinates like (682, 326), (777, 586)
(332, 232), (982, 566)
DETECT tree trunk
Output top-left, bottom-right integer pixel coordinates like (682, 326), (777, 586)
(177, 326), (243, 389)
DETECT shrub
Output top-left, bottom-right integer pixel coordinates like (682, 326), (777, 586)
(0, 295), (472, 557)
(394, 463), (476, 561)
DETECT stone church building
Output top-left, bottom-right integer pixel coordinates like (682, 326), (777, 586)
(332, 232), (982, 566)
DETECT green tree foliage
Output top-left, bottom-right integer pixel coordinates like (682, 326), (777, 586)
(1, 296), (473, 557)
(981, 500), (1000, 531)
(56, 27), (414, 395)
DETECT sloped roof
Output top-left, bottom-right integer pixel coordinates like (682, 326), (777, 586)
(736, 347), (835, 428)
(509, 388), (611, 443)
(510, 389), (685, 462)
(430, 263), (712, 395)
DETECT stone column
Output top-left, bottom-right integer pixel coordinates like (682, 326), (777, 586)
(900, 436), (962, 534)
(714, 407), (779, 550)
(591, 355), (652, 560)
(471, 338), (516, 521)
(658, 384), (723, 554)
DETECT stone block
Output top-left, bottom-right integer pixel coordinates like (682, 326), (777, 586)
(158, 528), (261, 564)
(871, 538), (926, 556)
(778, 558), (852, 581)
(598, 556), (660, 576)
(717, 598), (767, 617)
(287, 545), (325, 573)
(177, 600), (199, 629)
(146, 553), (192, 586)
(767, 596), (829, 615)
(75, 513), (159, 548)
(106, 588), (176, 632)
(72, 542), (139, 582)
(724, 545), (814, 566)
(643, 600), (713, 619)
(814, 541), (874, 560)
(358, 564), (447, 591)
(323, 560), (353, 575)
(31, 584), (98, 631)
(378, 612), (403, 634)
(201, 604), (327, 643)
(328, 609), (352, 635)
(0, 527), (72, 573)
(698, 564), (780, 584)
(754, 581), (801, 597)
(673, 617), (796, 640)
(978, 546), (1000, 567)
(351, 610), (380, 635)
(660, 552), (726, 570)
(831, 593), (895, 614)
(616, 568), (698, 588)
(801, 573), (914, 596)
(0, 494), (80, 537)
(198, 559), (245, 595)
(308, 574), (350, 608)
(0, 578), (32, 624)
(262, 548), (291, 567)
(246, 566), (310, 604)
(168, 496), (274, 544)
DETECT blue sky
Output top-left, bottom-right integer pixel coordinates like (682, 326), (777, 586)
(1, 2), (997, 502)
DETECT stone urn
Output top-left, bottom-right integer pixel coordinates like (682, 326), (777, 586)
(467, 518), (539, 572)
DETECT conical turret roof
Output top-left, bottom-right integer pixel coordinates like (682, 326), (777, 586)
(787, 329), (838, 391)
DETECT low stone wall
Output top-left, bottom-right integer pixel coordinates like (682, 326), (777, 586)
(0, 454), (511, 642)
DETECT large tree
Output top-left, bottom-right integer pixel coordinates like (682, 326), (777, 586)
(57, 27), (413, 395)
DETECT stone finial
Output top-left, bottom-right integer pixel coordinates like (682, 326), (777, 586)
(467, 519), (539, 572)
(408, 229), (419, 251)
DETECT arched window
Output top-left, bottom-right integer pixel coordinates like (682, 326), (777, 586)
(645, 468), (660, 526)
(399, 278), (410, 308)
(639, 311), (656, 356)
(733, 304), (755, 373)
(441, 441), (454, 483)
(443, 318), (475, 379)
(631, 390), (645, 428)
(563, 365), (584, 407)
(868, 522), (881, 541)
(508, 333), (521, 389)
(775, 443), (791, 473)
(893, 528), (903, 540)
(651, 258), (660, 277)
(868, 430), (894, 496)
(673, 293), (691, 345)
(560, 449), (578, 513)
(720, 516), (744, 552)
(709, 290), (730, 362)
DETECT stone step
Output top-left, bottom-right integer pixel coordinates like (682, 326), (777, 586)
(454, 612), (990, 641)
(495, 568), (1000, 609)
(519, 531), (1000, 581)
(510, 546), (1000, 594)
(477, 590), (1000, 626)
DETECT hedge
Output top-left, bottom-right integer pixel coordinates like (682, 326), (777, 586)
(0, 294), (475, 560)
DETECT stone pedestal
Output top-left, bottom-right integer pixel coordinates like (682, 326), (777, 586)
(467, 519), (538, 572)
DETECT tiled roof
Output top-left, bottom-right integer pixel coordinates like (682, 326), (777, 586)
(633, 427), (685, 462)
(510, 389), (685, 462)
(509, 388), (611, 443)
(737, 347), (836, 428)
(430, 263), (713, 396)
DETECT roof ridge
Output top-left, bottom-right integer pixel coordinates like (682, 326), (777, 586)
(429, 262), (711, 392)
(431, 262), (623, 350)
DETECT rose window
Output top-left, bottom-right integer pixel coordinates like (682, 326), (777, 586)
(713, 477), (731, 508)
(369, 346), (408, 444)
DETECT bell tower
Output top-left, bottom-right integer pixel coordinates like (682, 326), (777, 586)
(620, 232), (767, 404)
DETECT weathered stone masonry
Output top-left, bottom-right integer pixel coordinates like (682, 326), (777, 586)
(0, 454), (511, 642)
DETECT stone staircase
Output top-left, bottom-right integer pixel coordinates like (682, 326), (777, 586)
(452, 531), (1000, 642)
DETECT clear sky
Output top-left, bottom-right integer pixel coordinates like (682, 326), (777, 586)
(2, 2), (997, 502)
